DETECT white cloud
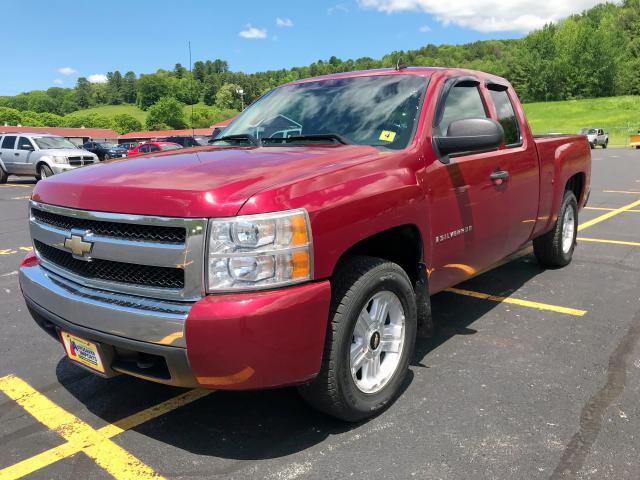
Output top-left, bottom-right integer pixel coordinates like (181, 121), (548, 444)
(239, 24), (268, 39)
(357, 0), (606, 33)
(57, 67), (77, 76)
(88, 73), (108, 84)
(276, 17), (293, 27)
(419, 25), (431, 32)
(53, 79), (63, 85)
(328, 4), (349, 15)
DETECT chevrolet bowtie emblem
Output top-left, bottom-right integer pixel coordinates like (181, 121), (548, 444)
(64, 234), (93, 258)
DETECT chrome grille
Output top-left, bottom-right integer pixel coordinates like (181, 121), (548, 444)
(32, 208), (186, 243)
(34, 240), (184, 289)
(29, 201), (207, 301)
(68, 156), (95, 166)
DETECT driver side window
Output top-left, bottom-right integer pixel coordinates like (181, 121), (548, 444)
(17, 137), (34, 151)
(439, 85), (488, 135)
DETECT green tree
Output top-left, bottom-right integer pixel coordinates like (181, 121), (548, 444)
(106, 71), (124, 104)
(215, 83), (242, 110)
(75, 77), (93, 109)
(0, 107), (22, 125)
(122, 71), (137, 103)
(18, 111), (45, 126)
(136, 74), (171, 110)
(37, 112), (64, 127)
(111, 114), (143, 134)
(145, 97), (187, 130)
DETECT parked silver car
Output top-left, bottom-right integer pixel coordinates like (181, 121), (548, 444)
(0, 133), (98, 183)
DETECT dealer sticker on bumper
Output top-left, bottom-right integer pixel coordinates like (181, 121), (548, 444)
(61, 331), (105, 373)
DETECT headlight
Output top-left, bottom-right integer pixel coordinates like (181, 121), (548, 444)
(207, 209), (312, 292)
(52, 156), (68, 164)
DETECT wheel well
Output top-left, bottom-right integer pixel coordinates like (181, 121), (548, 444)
(336, 225), (423, 283)
(565, 173), (585, 203)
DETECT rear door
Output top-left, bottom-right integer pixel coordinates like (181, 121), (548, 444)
(484, 82), (540, 252)
(0, 135), (18, 173)
(428, 77), (511, 291)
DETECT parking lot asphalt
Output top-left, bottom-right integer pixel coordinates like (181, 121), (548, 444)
(1, 148), (639, 480)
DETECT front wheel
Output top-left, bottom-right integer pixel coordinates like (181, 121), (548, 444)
(298, 256), (417, 422)
(38, 164), (54, 180)
(533, 190), (578, 268)
(0, 167), (7, 184)
(602, 140), (608, 149)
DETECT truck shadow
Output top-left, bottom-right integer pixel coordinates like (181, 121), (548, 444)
(54, 251), (543, 461)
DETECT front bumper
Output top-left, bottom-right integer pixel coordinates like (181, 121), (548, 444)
(20, 258), (331, 390)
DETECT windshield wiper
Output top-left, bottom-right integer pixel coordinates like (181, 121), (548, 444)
(285, 133), (353, 145)
(209, 134), (260, 146)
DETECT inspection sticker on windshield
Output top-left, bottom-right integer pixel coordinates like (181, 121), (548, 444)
(61, 331), (105, 373)
(379, 130), (397, 142)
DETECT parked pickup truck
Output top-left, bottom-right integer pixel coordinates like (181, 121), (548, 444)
(580, 128), (608, 149)
(20, 67), (591, 421)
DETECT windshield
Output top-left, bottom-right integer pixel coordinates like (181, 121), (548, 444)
(98, 142), (116, 148)
(580, 128), (597, 135)
(221, 74), (428, 150)
(33, 136), (77, 150)
(160, 144), (182, 151)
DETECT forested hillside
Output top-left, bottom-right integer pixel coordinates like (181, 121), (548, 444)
(1, 0), (639, 133)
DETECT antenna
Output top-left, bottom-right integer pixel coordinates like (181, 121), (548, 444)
(395, 57), (407, 71)
(189, 41), (195, 139)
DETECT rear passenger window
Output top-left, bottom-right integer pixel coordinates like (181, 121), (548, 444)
(1, 135), (17, 149)
(439, 85), (488, 134)
(488, 88), (521, 146)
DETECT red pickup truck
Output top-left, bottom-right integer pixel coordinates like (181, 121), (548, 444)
(20, 67), (591, 421)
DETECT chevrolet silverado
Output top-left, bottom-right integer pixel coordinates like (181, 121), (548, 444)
(20, 67), (591, 421)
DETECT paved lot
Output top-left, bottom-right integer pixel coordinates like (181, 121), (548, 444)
(1, 148), (639, 480)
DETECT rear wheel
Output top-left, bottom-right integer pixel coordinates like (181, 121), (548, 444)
(533, 190), (578, 268)
(298, 256), (417, 421)
(38, 164), (54, 180)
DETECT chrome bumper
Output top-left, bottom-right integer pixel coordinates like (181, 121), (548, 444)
(19, 263), (192, 348)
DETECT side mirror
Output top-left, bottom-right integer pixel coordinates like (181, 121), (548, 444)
(433, 118), (504, 162)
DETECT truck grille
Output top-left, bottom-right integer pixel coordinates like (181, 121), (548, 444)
(34, 240), (185, 289)
(31, 208), (186, 244)
(29, 202), (207, 301)
(67, 155), (95, 166)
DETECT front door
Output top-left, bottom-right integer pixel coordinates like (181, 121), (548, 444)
(15, 137), (36, 175)
(428, 78), (511, 292)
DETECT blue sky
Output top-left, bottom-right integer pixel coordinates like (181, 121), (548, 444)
(2, 0), (600, 96)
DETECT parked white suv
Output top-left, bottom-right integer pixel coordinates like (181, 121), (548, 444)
(0, 133), (98, 183)
(579, 128), (608, 149)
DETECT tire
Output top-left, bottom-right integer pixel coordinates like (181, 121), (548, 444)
(533, 190), (578, 268)
(603, 140), (608, 149)
(590, 143), (595, 149)
(0, 167), (7, 184)
(38, 164), (54, 180)
(298, 256), (417, 422)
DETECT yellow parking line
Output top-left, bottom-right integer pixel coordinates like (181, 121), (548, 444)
(0, 375), (212, 480)
(585, 207), (640, 213)
(578, 199), (640, 231)
(0, 246), (32, 256)
(603, 190), (640, 194)
(445, 287), (587, 316)
(577, 237), (640, 247)
(0, 184), (31, 188)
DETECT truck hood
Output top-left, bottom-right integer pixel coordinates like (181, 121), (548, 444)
(32, 145), (382, 217)
(40, 148), (96, 157)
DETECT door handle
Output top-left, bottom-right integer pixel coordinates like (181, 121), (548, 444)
(490, 170), (509, 185)
(14, 152), (20, 156)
